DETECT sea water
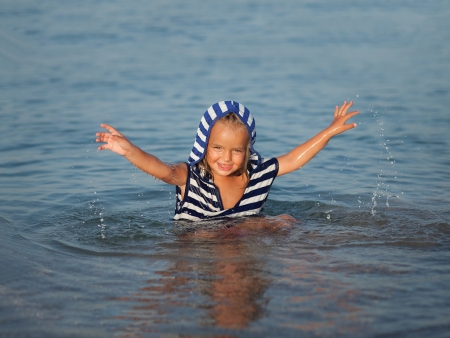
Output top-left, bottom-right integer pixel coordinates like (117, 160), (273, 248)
(1, 0), (449, 337)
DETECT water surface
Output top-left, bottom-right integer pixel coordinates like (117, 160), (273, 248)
(1, 1), (449, 337)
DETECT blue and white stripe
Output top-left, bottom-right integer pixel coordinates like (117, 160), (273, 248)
(174, 158), (279, 221)
(187, 100), (261, 170)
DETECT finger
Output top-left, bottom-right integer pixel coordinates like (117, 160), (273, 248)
(344, 122), (357, 130)
(96, 132), (115, 138)
(343, 110), (359, 120)
(95, 133), (112, 143)
(339, 101), (353, 116)
(97, 144), (109, 151)
(337, 101), (346, 116)
(100, 123), (122, 136)
(345, 101), (354, 114)
(95, 132), (109, 138)
(334, 105), (339, 118)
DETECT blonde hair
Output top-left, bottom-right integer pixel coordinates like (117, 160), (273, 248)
(198, 113), (251, 181)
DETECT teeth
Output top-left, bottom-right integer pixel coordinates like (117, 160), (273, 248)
(218, 164), (232, 170)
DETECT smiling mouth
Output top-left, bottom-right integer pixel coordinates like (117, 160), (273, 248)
(217, 163), (233, 171)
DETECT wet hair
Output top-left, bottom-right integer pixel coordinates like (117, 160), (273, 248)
(198, 113), (251, 182)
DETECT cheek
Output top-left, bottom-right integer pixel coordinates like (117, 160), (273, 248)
(206, 150), (218, 163)
(233, 153), (246, 165)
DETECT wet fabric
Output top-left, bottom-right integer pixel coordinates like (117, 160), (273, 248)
(174, 158), (279, 221)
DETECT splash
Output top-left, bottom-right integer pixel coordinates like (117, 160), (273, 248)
(370, 109), (402, 216)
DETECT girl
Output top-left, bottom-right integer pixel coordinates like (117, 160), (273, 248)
(96, 100), (358, 221)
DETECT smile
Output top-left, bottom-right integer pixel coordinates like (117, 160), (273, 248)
(217, 163), (233, 171)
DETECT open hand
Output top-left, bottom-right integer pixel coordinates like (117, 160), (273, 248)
(96, 124), (133, 156)
(328, 101), (359, 136)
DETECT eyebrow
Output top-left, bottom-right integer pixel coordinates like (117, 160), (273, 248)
(210, 143), (245, 150)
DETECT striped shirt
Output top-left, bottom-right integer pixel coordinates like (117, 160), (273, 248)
(174, 158), (279, 221)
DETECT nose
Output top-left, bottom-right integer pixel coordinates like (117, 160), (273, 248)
(223, 150), (232, 161)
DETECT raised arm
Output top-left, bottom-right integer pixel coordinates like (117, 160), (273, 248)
(96, 124), (187, 186)
(276, 101), (359, 176)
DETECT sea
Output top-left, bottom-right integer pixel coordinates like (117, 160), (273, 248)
(1, 1), (449, 337)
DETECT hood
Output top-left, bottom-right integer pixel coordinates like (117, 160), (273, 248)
(187, 100), (261, 170)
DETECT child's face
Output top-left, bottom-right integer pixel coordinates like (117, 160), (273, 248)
(206, 121), (249, 177)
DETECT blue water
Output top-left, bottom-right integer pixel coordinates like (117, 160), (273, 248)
(1, 1), (450, 337)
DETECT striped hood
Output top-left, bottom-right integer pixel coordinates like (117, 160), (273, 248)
(188, 101), (261, 171)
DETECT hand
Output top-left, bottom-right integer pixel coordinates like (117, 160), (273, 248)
(96, 124), (133, 156)
(328, 101), (359, 136)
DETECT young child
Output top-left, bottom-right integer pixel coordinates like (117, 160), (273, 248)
(96, 100), (358, 221)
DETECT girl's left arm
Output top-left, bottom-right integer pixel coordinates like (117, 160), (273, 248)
(276, 101), (359, 176)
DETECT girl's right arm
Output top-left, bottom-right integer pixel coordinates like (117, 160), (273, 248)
(96, 124), (187, 186)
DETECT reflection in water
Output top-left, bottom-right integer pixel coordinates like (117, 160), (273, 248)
(116, 216), (295, 336)
(207, 240), (267, 329)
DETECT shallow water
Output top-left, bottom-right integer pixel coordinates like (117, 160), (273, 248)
(1, 0), (450, 337)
